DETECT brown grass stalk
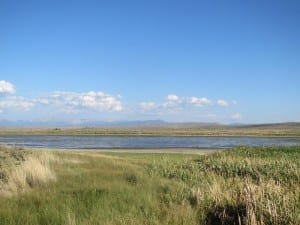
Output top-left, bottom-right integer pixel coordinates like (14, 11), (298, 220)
(0, 152), (56, 197)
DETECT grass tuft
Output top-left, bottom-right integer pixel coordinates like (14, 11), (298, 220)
(0, 148), (56, 197)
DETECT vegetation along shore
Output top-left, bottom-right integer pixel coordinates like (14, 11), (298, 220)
(0, 145), (299, 225)
(0, 122), (300, 137)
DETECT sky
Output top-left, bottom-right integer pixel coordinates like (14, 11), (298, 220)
(0, 0), (299, 124)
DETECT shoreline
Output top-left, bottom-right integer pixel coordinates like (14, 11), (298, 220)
(1, 133), (300, 138)
(31, 147), (223, 155)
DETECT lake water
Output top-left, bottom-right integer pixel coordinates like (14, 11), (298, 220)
(1, 135), (300, 149)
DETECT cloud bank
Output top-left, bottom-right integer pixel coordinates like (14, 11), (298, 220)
(42, 91), (123, 112)
(0, 81), (240, 122)
(0, 81), (122, 114)
(139, 95), (234, 112)
(0, 97), (34, 111)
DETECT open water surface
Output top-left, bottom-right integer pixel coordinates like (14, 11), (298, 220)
(1, 135), (300, 149)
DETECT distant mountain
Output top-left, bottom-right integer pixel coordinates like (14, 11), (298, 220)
(0, 119), (299, 129)
(77, 120), (169, 127)
(0, 119), (169, 128)
(164, 122), (222, 128)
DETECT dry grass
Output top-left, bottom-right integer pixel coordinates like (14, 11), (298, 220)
(0, 123), (299, 136)
(0, 151), (56, 197)
(0, 146), (298, 225)
(149, 146), (300, 225)
(66, 212), (77, 225)
(191, 177), (298, 225)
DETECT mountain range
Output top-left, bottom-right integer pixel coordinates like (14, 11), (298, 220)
(0, 119), (299, 129)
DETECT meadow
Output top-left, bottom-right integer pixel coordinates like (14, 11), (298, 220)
(0, 145), (299, 225)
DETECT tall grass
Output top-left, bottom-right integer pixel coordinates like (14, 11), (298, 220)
(0, 146), (298, 225)
(148, 146), (300, 225)
(0, 148), (56, 197)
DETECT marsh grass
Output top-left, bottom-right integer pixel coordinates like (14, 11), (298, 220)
(0, 147), (56, 197)
(148, 146), (300, 225)
(0, 146), (299, 225)
(196, 146), (300, 185)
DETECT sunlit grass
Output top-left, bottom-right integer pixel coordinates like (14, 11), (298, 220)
(0, 146), (299, 225)
(0, 124), (300, 136)
(0, 147), (56, 197)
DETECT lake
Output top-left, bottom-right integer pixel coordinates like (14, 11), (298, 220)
(1, 135), (300, 149)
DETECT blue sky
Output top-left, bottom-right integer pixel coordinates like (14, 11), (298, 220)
(0, 0), (299, 123)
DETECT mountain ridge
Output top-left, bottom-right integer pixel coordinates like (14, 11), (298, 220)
(0, 119), (299, 129)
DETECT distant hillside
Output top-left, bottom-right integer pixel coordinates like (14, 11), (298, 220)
(0, 120), (299, 130)
(0, 120), (300, 136)
(0, 119), (221, 128)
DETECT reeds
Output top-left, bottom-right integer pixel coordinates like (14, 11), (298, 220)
(148, 146), (300, 225)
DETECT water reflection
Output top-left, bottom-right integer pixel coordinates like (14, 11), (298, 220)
(1, 135), (300, 149)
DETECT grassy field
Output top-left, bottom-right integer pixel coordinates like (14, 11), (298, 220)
(0, 123), (300, 137)
(0, 146), (299, 225)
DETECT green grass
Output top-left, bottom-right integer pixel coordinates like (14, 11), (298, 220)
(0, 146), (299, 225)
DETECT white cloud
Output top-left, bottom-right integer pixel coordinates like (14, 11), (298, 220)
(139, 95), (214, 115)
(188, 97), (212, 106)
(0, 97), (34, 111)
(231, 112), (242, 120)
(167, 94), (179, 101)
(162, 101), (180, 108)
(35, 98), (50, 105)
(0, 80), (15, 94)
(140, 102), (157, 110)
(217, 99), (229, 107)
(45, 91), (123, 112)
(0, 85), (239, 122)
